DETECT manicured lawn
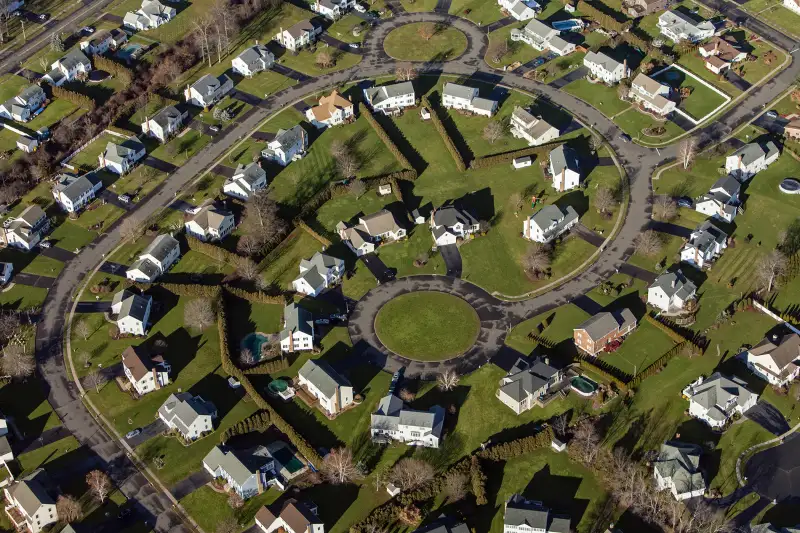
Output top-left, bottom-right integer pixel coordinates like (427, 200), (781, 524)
(278, 48), (362, 77)
(613, 107), (686, 143)
(326, 14), (371, 43)
(171, 250), (234, 277)
(743, 0), (800, 39)
(21, 254), (65, 277)
(375, 228), (446, 278)
(315, 190), (395, 233)
(0, 284), (48, 310)
(68, 132), (121, 171)
(0, 379), (62, 437)
(73, 202), (126, 232)
(49, 222), (97, 252)
(448, 0), (505, 24)
(485, 24), (541, 68)
(236, 70), (296, 99)
(383, 23), (468, 61)
(260, 229), (324, 291)
(374, 291), (480, 360)
(181, 485), (281, 532)
(505, 303), (590, 354)
(599, 320), (677, 377)
(651, 65), (729, 121)
(564, 78), (632, 118)
(342, 263), (378, 300)
(400, 0), (437, 11)
(15, 436), (82, 477)
(151, 129), (212, 166)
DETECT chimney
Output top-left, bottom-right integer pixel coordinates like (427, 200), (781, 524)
(738, 154), (743, 169)
(623, 58), (628, 77)
(560, 168), (565, 192)
(671, 278), (676, 288)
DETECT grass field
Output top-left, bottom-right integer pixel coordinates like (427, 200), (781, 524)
(260, 229), (324, 291)
(384, 23), (468, 61)
(652, 65), (729, 121)
(613, 107), (686, 143)
(448, 0), (505, 24)
(485, 24), (541, 68)
(599, 320), (677, 376)
(743, 0), (800, 39)
(564, 79), (632, 118)
(400, 0), (438, 11)
(327, 14), (371, 43)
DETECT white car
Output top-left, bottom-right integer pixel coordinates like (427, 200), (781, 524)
(82, 26), (95, 34)
(354, 2), (366, 12)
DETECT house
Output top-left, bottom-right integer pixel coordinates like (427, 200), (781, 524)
(123, 0), (176, 31)
(52, 172), (103, 213)
(784, 119), (800, 141)
(232, 44), (274, 77)
(2, 205), (49, 251)
(623, 0), (670, 17)
(110, 28), (129, 50)
(522, 204), (578, 244)
(0, 413), (13, 462)
(499, 0), (541, 21)
(305, 90), (354, 128)
(510, 106), (560, 146)
(647, 270), (697, 313)
(261, 125), (308, 166)
(297, 359), (354, 415)
(371, 393), (445, 448)
(312, 0), (355, 19)
(0, 263), (13, 285)
(496, 356), (562, 414)
(292, 252), (345, 297)
(653, 441), (706, 500)
(441, 83), (498, 117)
(142, 105), (187, 142)
(430, 203), (480, 246)
(16, 136), (38, 153)
(223, 162), (267, 200)
(203, 445), (276, 499)
(255, 500), (324, 533)
(363, 81), (416, 114)
(680, 220), (727, 269)
(583, 51), (630, 84)
(280, 303), (315, 353)
(42, 50), (92, 86)
(785, 0), (800, 14)
(573, 309), (637, 356)
(725, 141), (780, 181)
(79, 30), (114, 55)
(3, 469), (57, 533)
(695, 174), (741, 223)
(121, 345), (170, 395)
(185, 205), (235, 242)
(510, 19), (575, 56)
(274, 20), (322, 51)
(0, 85), (46, 122)
(99, 139), (146, 175)
(337, 210), (406, 256)
(158, 392), (217, 440)
(682, 372), (758, 428)
(126, 234), (181, 282)
(699, 36), (748, 74)
(185, 73), (234, 108)
(549, 144), (580, 192)
(743, 332), (800, 387)
(503, 494), (571, 533)
(412, 516), (470, 533)
(657, 9), (715, 42)
(629, 73), (676, 117)
(111, 289), (152, 336)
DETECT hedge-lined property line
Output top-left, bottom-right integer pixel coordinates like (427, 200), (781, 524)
(219, 411), (271, 444)
(360, 102), (414, 170)
(186, 235), (242, 268)
(627, 342), (687, 388)
(421, 96), (467, 172)
(296, 220), (332, 247)
(469, 139), (563, 169)
(575, 355), (630, 392)
(644, 313), (706, 354)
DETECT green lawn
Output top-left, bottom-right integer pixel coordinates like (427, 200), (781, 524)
(599, 320), (677, 376)
(326, 14), (371, 43)
(506, 303), (590, 354)
(181, 485), (281, 532)
(485, 24), (541, 68)
(374, 291), (480, 360)
(278, 48), (362, 77)
(0, 284), (48, 310)
(151, 129), (212, 166)
(564, 78), (632, 118)
(236, 70), (297, 99)
(342, 262), (378, 300)
(69, 132), (122, 172)
(383, 23), (468, 61)
(315, 190), (396, 233)
(449, 0), (505, 24)
(0, 379), (62, 437)
(49, 222), (97, 252)
(15, 436), (83, 477)
(260, 229), (324, 291)
(743, 0), (800, 39)
(652, 65), (729, 121)
(613, 107), (686, 143)
(171, 250), (234, 277)
(375, 228), (447, 278)
(400, 0), (437, 11)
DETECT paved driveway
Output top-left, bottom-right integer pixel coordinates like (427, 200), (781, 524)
(572, 224), (605, 247)
(438, 244), (462, 278)
(98, 261), (128, 275)
(745, 401), (790, 436)
(14, 272), (55, 288)
(170, 470), (213, 500)
(618, 263), (657, 284)
(549, 66), (588, 89)
(360, 253), (394, 283)
(75, 301), (111, 313)
(745, 433), (800, 501)
(40, 246), (76, 262)
(125, 419), (167, 448)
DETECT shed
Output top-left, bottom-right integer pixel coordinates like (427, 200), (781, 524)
(16, 136), (38, 153)
(378, 184), (392, 196)
(386, 482), (401, 497)
(420, 108), (431, 120)
(513, 156), (532, 169)
(551, 437), (566, 452)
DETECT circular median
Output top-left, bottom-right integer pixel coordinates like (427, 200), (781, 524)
(383, 23), (468, 61)
(374, 291), (480, 361)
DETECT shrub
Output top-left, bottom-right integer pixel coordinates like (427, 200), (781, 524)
(223, 286), (285, 305)
(219, 411), (271, 443)
(470, 456), (488, 505)
(243, 357), (289, 375)
(186, 236), (242, 267)
(296, 220), (331, 247)
(574, 354), (630, 391)
(477, 427), (554, 461)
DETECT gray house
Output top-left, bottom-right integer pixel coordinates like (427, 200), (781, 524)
(52, 172), (103, 213)
(158, 392), (217, 441)
(503, 494), (571, 532)
(99, 139), (146, 175)
(496, 356), (562, 414)
(232, 44), (274, 77)
(653, 440), (706, 500)
(202, 445), (276, 499)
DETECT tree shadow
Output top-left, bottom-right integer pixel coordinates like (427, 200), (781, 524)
(373, 113), (427, 174)
(156, 327), (202, 379)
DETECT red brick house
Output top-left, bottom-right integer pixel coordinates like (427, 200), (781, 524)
(573, 309), (637, 356)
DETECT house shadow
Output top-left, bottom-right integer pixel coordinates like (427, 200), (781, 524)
(415, 384), (471, 436)
(528, 98), (573, 132)
(373, 113), (427, 175)
(474, 462), (508, 533)
(143, 285), (181, 321)
(458, 187), (496, 222)
(188, 369), (240, 421)
(157, 271), (227, 286)
(554, 189), (589, 218)
(600, 43), (644, 72)
(413, 73), (444, 97)
(599, 290), (647, 321)
(713, 357), (768, 396)
(522, 465), (590, 529)
(675, 418), (723, 483)
(761, 497), (800, 527)
(289, 482), (360, 527)
(157, 328), (203, 379)
(614, 508), (663, 533)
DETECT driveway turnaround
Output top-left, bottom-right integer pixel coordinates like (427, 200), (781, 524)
(745, 433), (800, 502)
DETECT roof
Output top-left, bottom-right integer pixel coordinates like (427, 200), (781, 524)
(749, 332), (800, 370)
(632, 72), (667, 95)
(528, 204), (578, 233)
(128, 258), (160, 279)
(549, 144), (580, 177)
(190, 73), (231, 96)
(700, 36), (745, 61)
(575, 309), (636, 340)
(9, 469), (54, 516)
(255, 500), (321, 533)
(17, 205), (46, 228)
(309, 90), (352, 122)
(298, 359), (350, 398)
(53, 172), (102, 202)
(729, 141), (779, 167)
(141, 234), (179, 262)
(442, 82), (478, 101)
(649, 269), (697, 301)
(203, 445), (273, 486)
(654, 440), (706, 495)
(231, 161), (266, 185)
(297, 253), (342, 288)
(523, 18), (556, 41)
(235, 44), (273, 67)
(270, 125), (306, 150)
(471, 96), (497, 112)
(121, 344), (162, 381)
(584, 50), (624, 73)
(710, 174), (741, 198)
(102, 139), (145, 164)
(372, 394), (444, 436)
(113, 289), (151, 322)
(159, 392), (216, 432)
(688, 220), (727, 253)
(360, 209), (401, 236)
(687, 372), (754, 412)
(504, 495), (549, 529)
(412, 517), (470, 533)
(190, 205), (233, 232)
(58, 49), (91, 70)
(364, 81), (415, 105)
(432, 204), (477, 229)
(659, 9), (714, 34)
(280, 303), (314, 341)
(284, 19), (317, 39)
(149, 105), (183, 128)
(511, 106), (558, 139)
(500, 371), (548, 402)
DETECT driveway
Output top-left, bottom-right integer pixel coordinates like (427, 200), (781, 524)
(618, 263), (657, 284)
(98, 189), (134, 211)
(548, 66), (588, 89)
(572, 224), (605, 247)
(359, 253), (394, 283)
(272, 63), (311, 82)
(75, 301), (112, 313)
(39, 246), (76, 262)
(251, 131), (275, 142)
(141, 156), (179, 174)
(170, 470), (213, 500)
(438, 244), (462, 278)
(98, 261), (127, 275)
(168, 199), (197, 213)
(485, 16), (514, 33)
(125, 419), (167, 448)
(230, 89), (263, 106)
(745, 432), (800, 502)
(14, 272), (56, 289)
(724, 69), (751, 91)
(320, 34), (355, 53)
(745, 401), (791, 436)
(212, 164), (236, 178)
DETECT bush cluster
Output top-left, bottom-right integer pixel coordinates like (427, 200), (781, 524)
(477, 427), (554, 461)
(186, 236), (241, 267)
(219, 411), (271, 443)
(136, 282), (222, 298)
(470, 456), (488, 505)
(223, 286), (285, 305)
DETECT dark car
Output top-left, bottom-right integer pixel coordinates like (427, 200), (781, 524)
(619, 134), (631, 143)
(676, 196), (693, 208)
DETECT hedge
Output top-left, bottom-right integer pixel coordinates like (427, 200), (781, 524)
(644, 314), (705, 354)
(243, 356), (289, 375)
(296, 183), (350, 222)
(477, 427), (554, 461)
(628, 342), (685, 387)
(575, 355), (630, 391)
(470, 140), (563, 169)
(53, 85), (96, 110)
(359, 102), (413, 170)
(93, 55), (134, 85)
(186, 235), (241, 267)
(470, 456), (488, 505)
(223, 286), (285, 305)
(135, 282), (222, 298)
(257, 227), (302, 271)
(421, 96), (466, 172)
(576, 0), (631, 32)
(219, 411), (271, 443)
(296, 220), (332, 247)
(526, 333), (556, 349)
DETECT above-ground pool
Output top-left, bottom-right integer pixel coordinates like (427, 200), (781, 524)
(268, 379), (289, 394)
(779, 178), (800, 194)
(241, 332), (270, 361)
(571, 376), (598, 396)
(552, 19), (584, 32)
(116, 44), (142, 61)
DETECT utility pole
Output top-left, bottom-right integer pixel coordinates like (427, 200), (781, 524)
(20, 20), (26, 42)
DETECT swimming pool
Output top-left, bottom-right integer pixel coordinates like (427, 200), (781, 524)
(570, 376), (598, 396)
(116, 43), (142, 61)
(272, 447), (305, 474)
(779, 178), (800, 194)
(241, 332), (270, 361)
(552, 19), (584, 32)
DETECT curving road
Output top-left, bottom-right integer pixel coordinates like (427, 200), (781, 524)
(31, 6), (799, 531)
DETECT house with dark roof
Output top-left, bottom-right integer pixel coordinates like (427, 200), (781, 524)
(142, 105), (187, 142)
(111, 289), (152, 336)
(223, 161), (268, 200)
(337, 209), (406, 256)
(232, 44), (274, 77)
(629, 72), (676, 117)
(699, 35), (748, 74)
(292, 252), (345, 297)
(573, 309), (637, 356)
(523, 204), (578, 244)
(121, 344), (170, 395)
(184, 73), (234, 108)
(3, 469), (58, 533)
(695, 174), (741, 223)
(683, 372), (757, 429)
(261, 125), (308, 166)
(680, 220), (727, 269)
(412, 515), (470, 533)
(203, 445), (276, 499)
(3, 205), (49, 251)
(158, 392), (217, 441)
(126, 234), (181, 282)
(123, 0), (176, 30)
(647, 269), (697, 313)
(363, 81), (416, 114)
(498, 0), (541, 21)
(52, 172), (103, 213)
(185, 205), (235, 242)
(255, 499), (324, 533)
(503, 494), (570, 533)
(653, 441), (706, 500)
(371, 393), (445, 448)
(99, 138), (146, 175)
(496, 356), (563, 414)
(280, 303), (315, 353)
(743, 332), (800, 387)
(430, 203), (480, 246)
(274, 20), (322, 51)
(549, 144), (580, 192)
(725, 141), (780, 181)
(297, 359), (354, 415)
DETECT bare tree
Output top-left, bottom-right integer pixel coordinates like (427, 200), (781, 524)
(443, 471), (468, 502)
(50, 32), (64, 52)
(85, 366), (105, 394)
(242, 191), (287, 250)
(398, 388), (415, 402)
(436, 369), (459, 391)
(236, 234), (263, 257)
(75, 319), (92, 341)
(239, 348), (256, 367)
(389, 458), (434, 491)
(349, 179), (367, 199)
(322, 447), (360, 484)
(192, 17), (214, 68)
(490, 38), (509, 63)
(678, 137), (697, 170)
(330, 139), (348, 159)
(56, 495), (83, 523)
(184, 298), (216, 332)
(1, 343), (35, 379)
(417, 23), (435, 41)
(568, 418), (601, 466)
(0, 312), (20, 343)
(757, 250), (788, 293)
(78, 351), (91, 368)
(551, 412), (569, 438)
(336, 151), (360, 179)
(653, 195), (677, 221)
(85, 470), (112, 503)
(215, 517), (239, 533)
(227, 492), (244, 509)
(523, 244), (551, 275)
(594, 187), (617, 214)
(482, 121), (504, 144)
(395, 63), (418, 81)
(316, 50), (334, 69)
(509, 192), (523, 213)
(235, 256), (260, 281)
(635, 230), (663, 258)
(120, 215), (144, 242)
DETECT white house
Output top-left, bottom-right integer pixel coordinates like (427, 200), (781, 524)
(496, 356), (562, 415)
(297, 359), (354, 416)
(186, 205), (235, 242)
(337, 210), (406, 256)
(441, 83), (498, 117)
(785, 0), (800, 15)
(683, 373), (757, 429)
(549, 144), (580, 192)
(42, 50), (92, 86)
(629, 73), (676, 117)
(3, 470), (58, 533)
(111, 289), (152, 336)
(184, 74), (234, 108)
(363, 81), (416, 114)
(16, 135), (38, 153)
(52, 172), (103, 213)
(121, 345), (170, 395)
(510, 19), (575, 56)
(0, 85), (46, 123)
(126, 234), (181, 282)
(430, 204), (480, 246)
(371, 394), (444, 448)
(79, 30), (114, 55)
(274, 20), (322, 51)
(232, 44), (274, 77)
(510, 106), (560, 146)
(2, 205), (49, 251)
(99, 139), (146, 175)
(0, 413), (12, 462)
(647, 270), (697, 313)
(223, 161), (267, 200)
(261, 125), (308, 166)
(123, 0), (176, 31)
(695, 174), (741, 223)
(680, 221), (727, 269)
(0, 263), (13, 285)
(311, 0), (355, 19)
(499, 0), (540, 21)
(503, 494), (571, 533)
(142, 105), (187, 143)
(584, 51), (630, 85)
(658, 9), (715, 42)
(292, 252), (345, 297)
(743, 332), (800, 387)
(523, 204), (579, 244)
(280, 303), (314, 353)
(203, 445), (275, 499)
(305, 90), (354, 128)
(255, 500), (324, 533)
(653, 441), (706, 500)
(725, 141), (780, 181)
(158, 392), (217, 441)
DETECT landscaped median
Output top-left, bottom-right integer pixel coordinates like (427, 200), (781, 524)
(383, 22), (468, 61)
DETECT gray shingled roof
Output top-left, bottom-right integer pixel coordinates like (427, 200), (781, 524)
(687, 372), (754, 413)
(549, 144), (580, 177)
(59, 49), (91, 71)
(528, 204), (578, 236)
(285, 19), (317, 39)
(649, 270), (696, 301)
(279, 303), (313, 341)
(191, 73), (231, 96)
(730, 141), (779, 167)
(9, 469), (54, 517)
(128, 258), (159, 279)
(749, 333), (800, 370)
(688, 221), (727, 254)
(112, 289), (151, 322)
(364, 81), (415, 105)
(523, 18), (555, 41)
(159, 392), (216, 434)
(504, 495), (549, 529)
(230, 162), (266, 185)
(235, 44), (273, 69)
(53, 172), (101, 203)
(584, 50), (624, 73)
(102, 139), (145, 165)
(298, 359), (350, 398)
(360, 209), (402, 236)
(432, 205), (477, 229)
(142, 234), (179, 262)
(654, 441), (705, 496)
(442, 82), (477, 101)
(203, 445), (273, 486)
(190, 205), (233, 232)
(150, 105), (183, 129)
(575, 309), (636, 340)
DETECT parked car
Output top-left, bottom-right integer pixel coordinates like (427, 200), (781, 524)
(330, 313), (347, 321)
(38, 13), (49, 21)
(125, 429), (141, 439)
(349, 43), (360, 49)
(118, 194), (131, 204)
(676, 196), (693, 208)
(82, 26), (95, 34)
(354, 2), (366, 12)
(39, 240), (51, 249)
(315, 318), (330, 325)
(619, 134), (631, 143)
(765, 110), (778, 119)
(209, 125), (220, 133)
